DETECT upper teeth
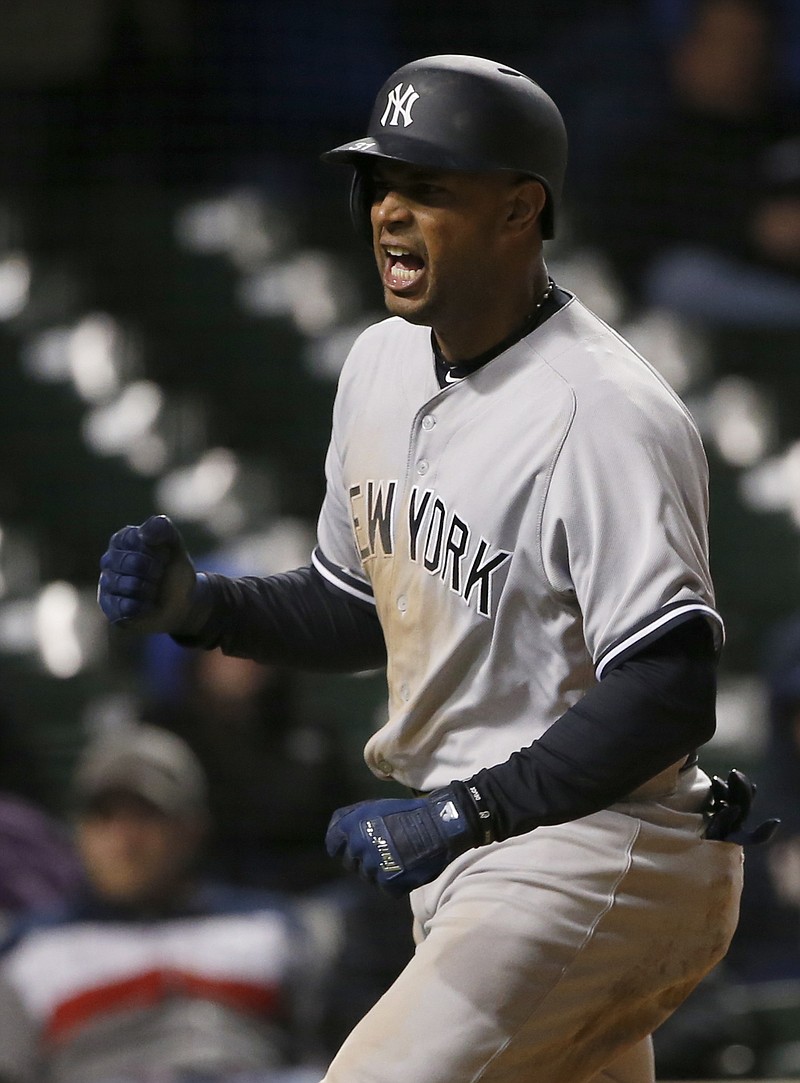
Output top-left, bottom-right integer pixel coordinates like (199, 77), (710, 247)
(386, 246), (411, 256)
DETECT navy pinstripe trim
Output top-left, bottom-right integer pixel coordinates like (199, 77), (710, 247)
(312, 547), (375, 607)
(595, 600), (724, 680)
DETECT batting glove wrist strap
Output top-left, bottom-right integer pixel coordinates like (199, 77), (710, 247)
(325, 785), (485, 898)
(456, 779), (496, 846)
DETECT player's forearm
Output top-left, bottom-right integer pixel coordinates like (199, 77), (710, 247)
(175, 565), (387, 672)
(322, 619), (772, 897)
(468, 618), (717, 840)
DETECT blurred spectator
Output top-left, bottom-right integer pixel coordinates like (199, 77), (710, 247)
(648, 0), (800, 98)
(750, 134), (800, 277)
(0, 794), (82, 940)
(0, 723), (329, 1082)
(641, 129), (800, 328)
(726, 614), (800, 982)
(141, 644), (417, 1052)
(0, 695), (83, 922)
(585, 0), (800, 316)
(144, 647), (362, 893)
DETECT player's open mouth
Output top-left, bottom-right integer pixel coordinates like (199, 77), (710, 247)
(384, 246), (425, 291)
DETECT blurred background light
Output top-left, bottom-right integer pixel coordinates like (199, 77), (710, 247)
(620, 308), (710, 395)
(713, 674), (769, 759)
(703, 375), (777, 467)
(0, 582), (105, 678)
(216, 517), (315, 578)
(740, 441), (800, 526)
(35, 581), (83, 678)
(22, 326), (76, 382)
(122, 432), (169, 476)
(35, 581), (105, 679)
(22, 312), (138, 401)
(548, 250), (624, 326)
(0, 524), (39, 600)
(155, 449), (278, 539)
(155, 447), (240, 518)
(82, 379), (164, 457)
(0, 597), (36, 654)
(0, 253), (31, 320)
(237, 250), (359, 334)
(68, 313), (138, 403)
(174, 188), (293, 269)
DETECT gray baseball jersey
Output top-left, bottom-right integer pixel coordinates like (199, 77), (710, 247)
(313, 292), (722, 793)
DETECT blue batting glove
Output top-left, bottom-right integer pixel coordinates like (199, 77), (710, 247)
(325, 786), (486, 897)
(97, 515), (209, 635)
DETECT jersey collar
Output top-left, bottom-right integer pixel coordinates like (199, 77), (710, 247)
(432, 280), (566, 389)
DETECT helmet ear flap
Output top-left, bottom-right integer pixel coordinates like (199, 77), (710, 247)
(350, 168), (374, 246)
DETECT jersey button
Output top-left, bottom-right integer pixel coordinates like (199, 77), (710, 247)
(417, 459), (429, 475)
(397, 595), (408, 613)
(421, 415), (435, 430)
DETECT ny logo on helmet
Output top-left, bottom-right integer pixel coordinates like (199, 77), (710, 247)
(380, 83), (420, 128)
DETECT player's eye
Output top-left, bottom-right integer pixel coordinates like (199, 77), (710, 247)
(371, 180), (446, 203)
(410, 183), (444, 199)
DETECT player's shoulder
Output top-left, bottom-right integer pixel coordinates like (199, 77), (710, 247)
(537, 295), (696, 431)
(348, 315), (427, 362)
(335, 315), (427, 392)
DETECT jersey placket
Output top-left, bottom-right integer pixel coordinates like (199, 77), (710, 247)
(370, 390), (451, 780)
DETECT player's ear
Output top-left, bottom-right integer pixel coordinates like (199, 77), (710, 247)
(505, 177), (546, 237)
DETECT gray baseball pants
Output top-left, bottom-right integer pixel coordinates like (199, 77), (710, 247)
(321, 766), (743, 1083)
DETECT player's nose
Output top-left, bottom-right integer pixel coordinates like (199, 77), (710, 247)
(372, 188), (413, 227)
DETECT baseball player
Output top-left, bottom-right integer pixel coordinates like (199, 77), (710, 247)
(97, 56), (776, 1083)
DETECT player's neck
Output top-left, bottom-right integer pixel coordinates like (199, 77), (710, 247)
(434, 270), (551, 365)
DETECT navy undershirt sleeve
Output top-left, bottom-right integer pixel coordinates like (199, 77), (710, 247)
(462, 618), (717, 839)
(175, 565), (386, 672)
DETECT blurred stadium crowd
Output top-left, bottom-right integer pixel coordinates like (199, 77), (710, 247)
(1, 0), (800, 1079)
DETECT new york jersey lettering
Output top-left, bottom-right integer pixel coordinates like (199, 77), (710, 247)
(350, 480), (397, 559)
(350, 482), (512, 617)
(406, 485), (511, 618)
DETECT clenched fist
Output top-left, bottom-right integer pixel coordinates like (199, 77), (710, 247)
(98, 515), (209, 635)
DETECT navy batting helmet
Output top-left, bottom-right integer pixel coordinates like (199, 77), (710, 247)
(322, 54), (568, 242)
